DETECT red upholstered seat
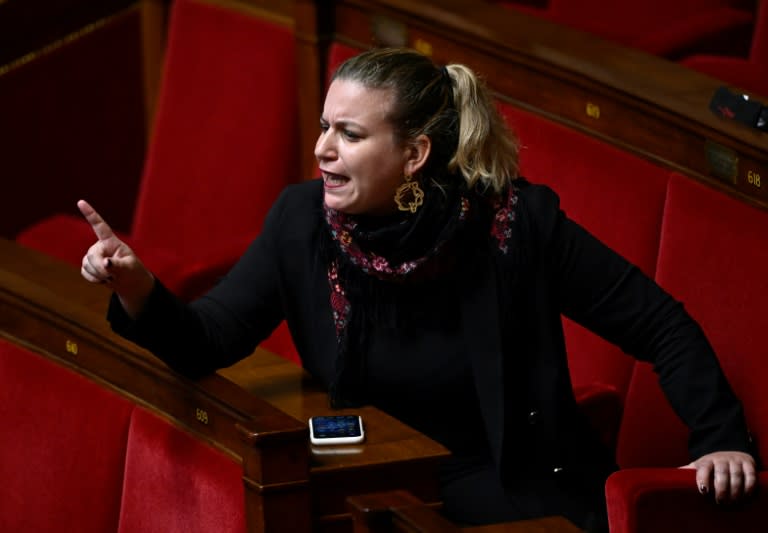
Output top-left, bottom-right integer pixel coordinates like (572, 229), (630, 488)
(118, 407), (246, 533)
(617, 172), (768, 467)
(496, 0), (755, 59)
(499, 105), (669, 438)
(0, 339), (134, 533)
(16, 0), (300, 362)
(607, 173), (768, 532)
(327, 42), (361, 86)
(683, 0), (768, 98)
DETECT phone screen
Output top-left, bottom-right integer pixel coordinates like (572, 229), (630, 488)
(309, 415), (364, 445)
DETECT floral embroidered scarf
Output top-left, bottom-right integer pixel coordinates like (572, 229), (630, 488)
(322, 181), (520, 406)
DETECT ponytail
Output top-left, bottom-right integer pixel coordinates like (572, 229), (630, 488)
(445, 64), (518, 193)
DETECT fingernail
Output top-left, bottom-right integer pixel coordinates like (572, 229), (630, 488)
(699, 484), (707, 494)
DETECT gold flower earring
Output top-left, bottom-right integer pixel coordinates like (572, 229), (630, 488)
(394, 173), (425, 213)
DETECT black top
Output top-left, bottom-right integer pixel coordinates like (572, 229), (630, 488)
(364, 292), (491, 459)
(108, 178), (753, 529)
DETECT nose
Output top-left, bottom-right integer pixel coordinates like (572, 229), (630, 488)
(314, 129), (336, 162)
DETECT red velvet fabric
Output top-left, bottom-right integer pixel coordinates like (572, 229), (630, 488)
(606, 468), (768, 533)
(0, 339), (133, 533)
(604, 174), (768, 531)
(499, 103), (669, 407)
(497, 0), (755, 58)
(615, 361), (690, 468)
(326, 42), (362, 88)
(573, 382), (624, 451)
(130, 0), (298, 261)
(118, 407), (246, 533)
(16, 0), (301, 362)
(682, 0), (768, 98)
(618, 172), (768, 468)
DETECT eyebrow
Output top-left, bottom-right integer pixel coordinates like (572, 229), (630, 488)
(320, 117), (366, 131)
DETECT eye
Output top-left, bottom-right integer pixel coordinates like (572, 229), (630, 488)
(343, 129), (361, 141)
(319, 120), (329, 133)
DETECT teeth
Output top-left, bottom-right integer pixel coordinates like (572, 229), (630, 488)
(324, 173), (348, 185)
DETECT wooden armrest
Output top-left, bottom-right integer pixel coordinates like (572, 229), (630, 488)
(347, 490), (582, 532)
(348, 490), (461, 532)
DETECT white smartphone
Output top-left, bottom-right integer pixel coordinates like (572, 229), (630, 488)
(308, 415), (365, 445)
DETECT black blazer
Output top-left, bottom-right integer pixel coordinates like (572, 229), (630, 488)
(110, 179), (752, 481)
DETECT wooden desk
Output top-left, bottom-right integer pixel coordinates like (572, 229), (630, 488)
(220, 352), (449, 529)
(1, 238), (449, 532)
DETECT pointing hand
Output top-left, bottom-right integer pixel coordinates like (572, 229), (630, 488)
(78, 200), (155, 317)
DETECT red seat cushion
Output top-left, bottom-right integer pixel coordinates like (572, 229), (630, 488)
(606, 468), (768, 533)
(0, 339), (133, 533)
(682, 0), (768, 97)
(497, 0), (754, 58)
(16, 213), (114, 268)
(118, 407), (246, 533)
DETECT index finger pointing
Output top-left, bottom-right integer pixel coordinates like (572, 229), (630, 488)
(77, 199), (115, 241)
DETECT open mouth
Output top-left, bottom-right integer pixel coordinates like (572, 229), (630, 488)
(321, 170), (350, 188)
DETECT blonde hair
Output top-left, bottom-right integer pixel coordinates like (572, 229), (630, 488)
(333, 48), (518, 194)
(445, 64), (518, 193)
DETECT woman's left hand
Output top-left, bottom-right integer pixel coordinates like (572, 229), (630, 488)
(681, 451), (757, 503)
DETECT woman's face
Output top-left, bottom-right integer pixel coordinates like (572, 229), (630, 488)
(315, 79), (411, 215)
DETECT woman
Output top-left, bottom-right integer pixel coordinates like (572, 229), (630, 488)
(79, 48), (755, 531)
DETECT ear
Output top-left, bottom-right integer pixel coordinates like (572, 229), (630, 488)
(403, 134), (431, 176)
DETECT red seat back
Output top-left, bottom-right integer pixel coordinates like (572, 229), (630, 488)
(498, 0), (755, 57)
(118, 407), (246, 533)
(500, 104), (669, 401)
(132, 0), (299, 259)
(0, 339), (133, 533)
(682, 0), (768, 97)
(748, 0), (768, 63)
(15, 0), (302, 362)
(617, 173), (768, 468)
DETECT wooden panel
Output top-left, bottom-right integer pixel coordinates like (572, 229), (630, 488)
(0, 0), (136, 65)
(1, 7), (147, 239)
(296, 0), (768, 208)
(207, 0), (296, 23)
(221, 337), (449, 531)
